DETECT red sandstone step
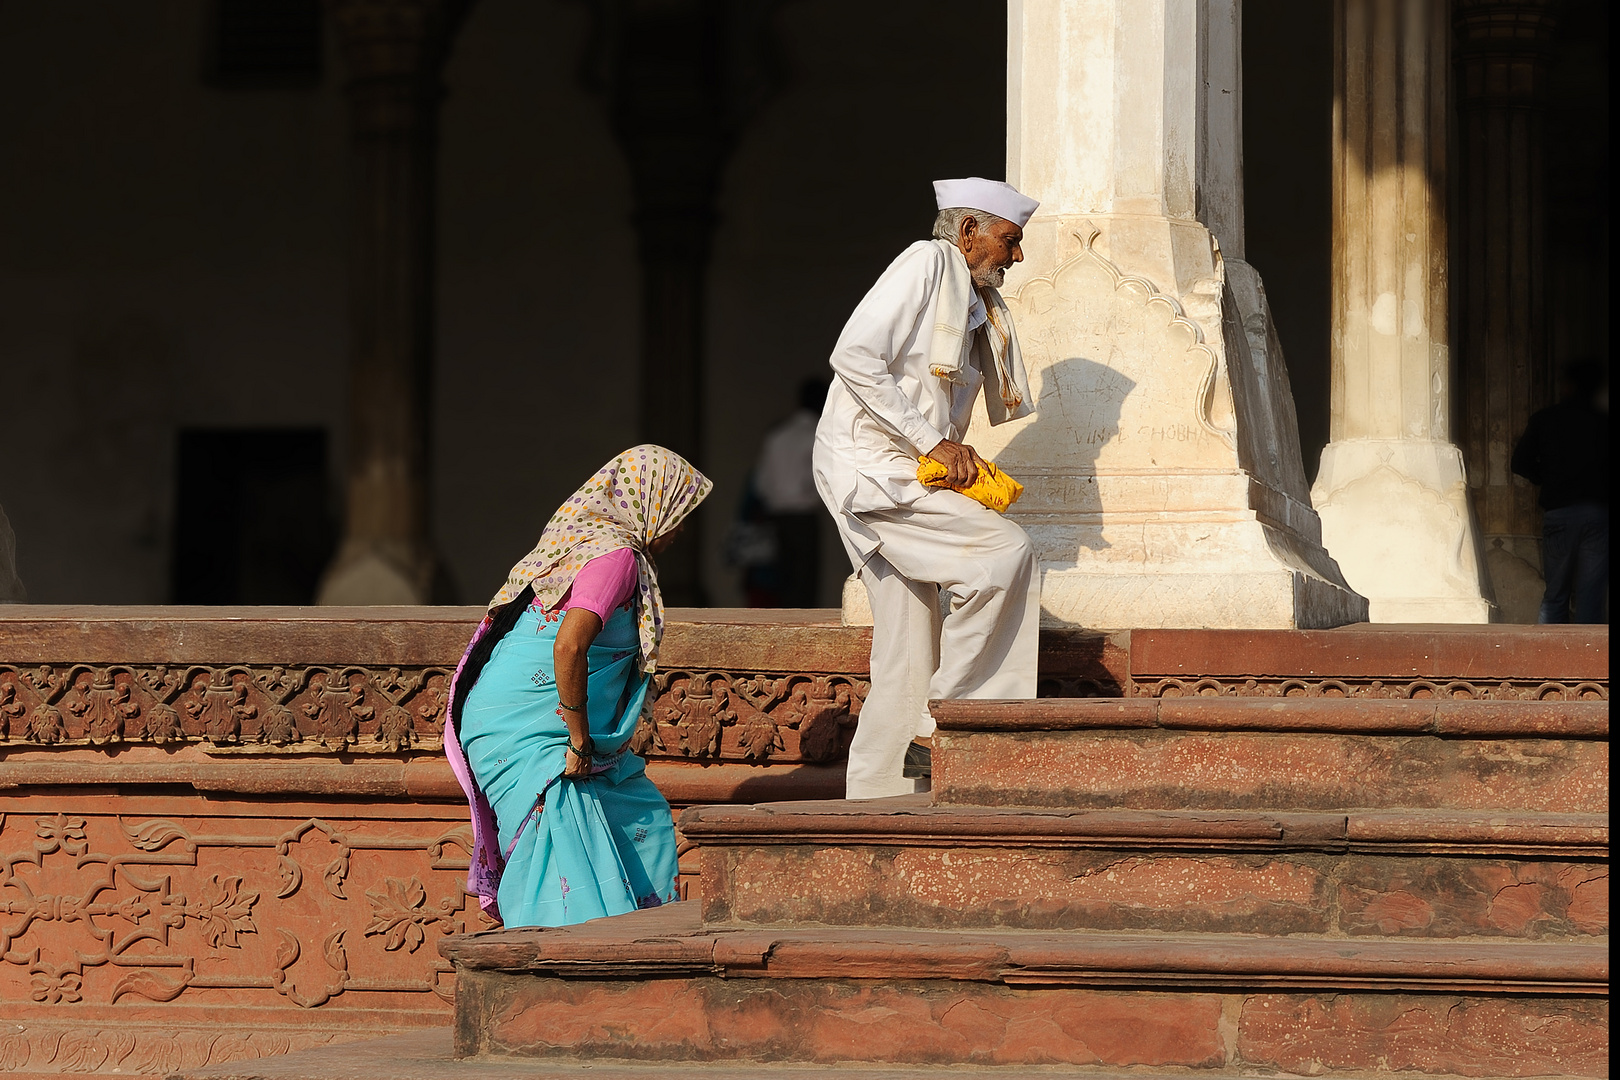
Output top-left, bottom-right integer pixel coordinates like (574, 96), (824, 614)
(930, 698), (1610, 812)
(170, 1027), (1206, 1080)
(439, 903), (1608, 1074)
(680, 798), (1609, 938)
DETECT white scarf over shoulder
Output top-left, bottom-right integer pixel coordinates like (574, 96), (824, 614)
(925, 238), (1033, 426)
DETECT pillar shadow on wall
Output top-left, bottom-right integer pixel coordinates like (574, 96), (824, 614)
(993, 353), (1132, 697)
(998, 354), (1134, 543)
(994, 351), (1133, 591)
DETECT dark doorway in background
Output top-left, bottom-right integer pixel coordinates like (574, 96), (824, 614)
(1243, 0), (1333, 485)
(172, 429), (335, 604)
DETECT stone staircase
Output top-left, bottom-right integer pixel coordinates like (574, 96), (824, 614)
(429, 695), (1608, 1076)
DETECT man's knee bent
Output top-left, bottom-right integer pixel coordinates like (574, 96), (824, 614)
(982, 525), (1036, 587)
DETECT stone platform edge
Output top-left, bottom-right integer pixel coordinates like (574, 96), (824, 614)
(678, 798), (1610, 856)
(930, 696), (1610, 734)
(1, 606), (1605, 684)
(439, 903), (1608, 995)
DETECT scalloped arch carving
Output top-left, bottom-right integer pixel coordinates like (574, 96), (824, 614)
(974, 223), (1238, 472)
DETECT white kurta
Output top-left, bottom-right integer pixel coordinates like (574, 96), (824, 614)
(813, 240), (1041, 799)
(814, 241), (989, 563)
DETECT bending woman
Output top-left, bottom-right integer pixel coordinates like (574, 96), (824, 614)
(444, 445), (712, 927)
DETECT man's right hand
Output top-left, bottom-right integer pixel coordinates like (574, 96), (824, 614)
(926, 439), (987, 488)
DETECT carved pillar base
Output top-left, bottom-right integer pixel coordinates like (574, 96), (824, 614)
(1312, 439), (1494, 623)
(1000, 219), (1361, 630)
(316, 538), (439, 606)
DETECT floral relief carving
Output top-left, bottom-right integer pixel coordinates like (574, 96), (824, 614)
(365, 875), (459, 952)
(0, 1022), (354, 1075)
(3, 658), (875, 762)
(28, 703), (66, 744)
(0, 662), (454, 752)
(2, 659), (1599, 764)
(635, 670), (867, 764)
(0, 809), (474, 1014)
(62, 669), (141, 746)
(0, 679), (25, 733)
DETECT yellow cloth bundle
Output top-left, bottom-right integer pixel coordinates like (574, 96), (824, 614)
(917, 455), (1025, 513)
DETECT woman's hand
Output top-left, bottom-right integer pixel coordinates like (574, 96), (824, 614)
(563, 741), (594, 779)
(554, 607), (604, 781)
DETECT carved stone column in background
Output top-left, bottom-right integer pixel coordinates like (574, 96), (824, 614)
(1312, 0), (1492, 622)
(586, 1), (778, 605)
(0, 502), (24, 602)
(317, 0), (472, 605)
(1453, 0), (1560, 623)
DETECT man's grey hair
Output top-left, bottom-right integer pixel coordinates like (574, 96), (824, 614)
(932, 206), (1009, 242)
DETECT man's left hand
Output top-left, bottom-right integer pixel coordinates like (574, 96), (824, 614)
(926, 438), (986, 488)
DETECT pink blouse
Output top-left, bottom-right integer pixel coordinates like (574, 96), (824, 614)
(553, 546), (637, 620)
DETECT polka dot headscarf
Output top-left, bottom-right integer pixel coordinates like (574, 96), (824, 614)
(487, 444), (712, 673)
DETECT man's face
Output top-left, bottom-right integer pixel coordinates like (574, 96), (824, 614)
(960, 215), (1024, 289)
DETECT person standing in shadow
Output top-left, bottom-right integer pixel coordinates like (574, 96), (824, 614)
(1511, 359), (1609, 623)
(735, 378), (830, 607)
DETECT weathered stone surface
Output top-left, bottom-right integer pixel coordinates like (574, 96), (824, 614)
(0, 1013), (427, 1080)
(701, 844), (1335, 935)
(683, 801), (1606, 937)
(699, 844), (1606, 940)
(442, 902), (1607, 992)
(444, 906), (1607, 1066)
(1129, 624), (1608, 685)
(0, 795), (479, 1013)
(463, 973), (1226, 1067)
(1238, 993), (1610, 1076)
(0, 608), (879, 769)
(1313, 0), (1493, 624)
(934, 729), (1608, 813)
(682, 798), (1608, 856)
(177, 1027), (1164, 1079)
(0, 795), (470, 1079)
(930, 696), (1611, 735)
(1332, 857), (1607, 939)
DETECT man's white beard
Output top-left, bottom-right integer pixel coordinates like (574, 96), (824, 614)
(973, 266), (1007, 289)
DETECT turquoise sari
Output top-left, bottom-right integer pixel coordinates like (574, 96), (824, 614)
(459, 601), (679, 927)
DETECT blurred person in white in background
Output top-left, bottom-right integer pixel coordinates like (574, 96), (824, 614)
(731, 378), (830, 607)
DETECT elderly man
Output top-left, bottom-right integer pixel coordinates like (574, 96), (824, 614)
(813, 178), (1041, 798)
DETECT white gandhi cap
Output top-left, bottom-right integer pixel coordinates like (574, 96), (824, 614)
(932, 177), (1040, 228)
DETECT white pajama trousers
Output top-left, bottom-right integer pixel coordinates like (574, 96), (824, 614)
(842, 488), (1041, 799)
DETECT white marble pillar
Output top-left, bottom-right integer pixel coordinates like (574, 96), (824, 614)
(1310, 0), (1492, 623)
(880, 0), (1362, 629)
